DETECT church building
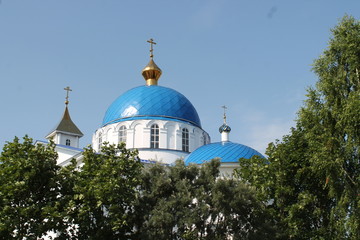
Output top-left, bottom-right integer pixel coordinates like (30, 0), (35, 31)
(41, 39), (263, 175)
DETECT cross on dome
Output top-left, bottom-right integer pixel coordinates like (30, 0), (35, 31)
(64, 86), (72, 105)
(147, 38), (156, 58)
(222, 105), (227, 123)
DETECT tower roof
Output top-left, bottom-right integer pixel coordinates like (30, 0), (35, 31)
(48, 106), (83, 137)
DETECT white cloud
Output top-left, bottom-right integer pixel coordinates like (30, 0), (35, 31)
(247, 119), (294, 156)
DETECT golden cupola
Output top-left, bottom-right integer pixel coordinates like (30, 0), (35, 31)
(142, 38), (162, 86)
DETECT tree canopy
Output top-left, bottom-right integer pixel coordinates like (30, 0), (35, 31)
(64, 143), (143, 239)
(0, 138), (273, 239)
(236, 15), (360, 239)
(0, 136), (64, 239)
(133, 159), (274, 240)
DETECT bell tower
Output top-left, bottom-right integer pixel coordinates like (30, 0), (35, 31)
(46, 86), (83, 148)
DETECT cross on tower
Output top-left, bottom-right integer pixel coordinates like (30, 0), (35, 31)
(147, 38), (156, 58)
(64, 86), (72, 105)
(221, 105), (227, 123)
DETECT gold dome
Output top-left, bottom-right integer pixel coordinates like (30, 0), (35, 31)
(142, 38), (162, 86)
(142, 58), (162, 85)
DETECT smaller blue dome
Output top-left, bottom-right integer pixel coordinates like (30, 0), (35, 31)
(185, 141), (263, 164)
(219, 123), (231, 133)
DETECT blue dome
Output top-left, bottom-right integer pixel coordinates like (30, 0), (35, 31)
(185, 141), (263, 164)
(102, 85), (201, 127)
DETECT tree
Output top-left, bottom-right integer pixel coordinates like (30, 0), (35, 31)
(236, 15), (360, 239)
(0, 139), (143, 240)
(0, 136), (65, 240)
(0, 137), (274, 239)
(65, 142), (143, 240)
(133, 159), (274, 240)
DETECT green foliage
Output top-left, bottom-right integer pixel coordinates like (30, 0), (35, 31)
(0, 136), (64, 240)
(134, 159), (274, 240)
(67, 142), (143, 240)
(0, 137), (273, 239)
(0, 139), (143, 240)
(236, 15), (360, 239)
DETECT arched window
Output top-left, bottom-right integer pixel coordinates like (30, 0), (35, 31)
(119, 126), (127, 143)
(150, 124), (159, 149)
(98, 132), (102, 150)
(182, 128), (189, 152)
(66, 139), (71, 146)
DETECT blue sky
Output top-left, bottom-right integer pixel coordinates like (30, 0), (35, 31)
(1, 0), (359, 154)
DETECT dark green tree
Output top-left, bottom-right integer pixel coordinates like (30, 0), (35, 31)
(0, 136), (65, 240)
(236, 15), (360, 239)
(134, 159), (274, 240)
(66, 142), (142, 240)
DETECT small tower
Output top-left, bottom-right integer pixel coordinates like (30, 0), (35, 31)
(46, 87), (83, 148)
(219, 105), (231, 142)
(142, 38), (162, 86)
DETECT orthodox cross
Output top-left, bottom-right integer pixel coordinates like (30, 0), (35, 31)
(147, 38), (156, 58)
(221, 105), (227, 123)
(64, 86), (72, 105)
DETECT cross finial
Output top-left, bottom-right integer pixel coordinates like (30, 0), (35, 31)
(64, 86), (72, 105)
(221, 105), (227, 123)
(147, 38), (156, 58)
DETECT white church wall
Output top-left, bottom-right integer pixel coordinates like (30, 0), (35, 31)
(92, 118), (210, 164)
(189, 128), (195, 152)
(218, 163), (239, 177)
(52, 145), (83, 166)
(106, 128), (113, 144)
(134, 122), (145, 148)
(137, 148), (189, 164)
(47, 132), (80, 148)
(126, 128), (135, 148)
(165, 123), (176, 149)
(193, 128), (204, 150)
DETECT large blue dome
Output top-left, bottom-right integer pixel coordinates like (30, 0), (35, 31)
(102, 85), (201, 127)
(185, 141), (263, 164)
